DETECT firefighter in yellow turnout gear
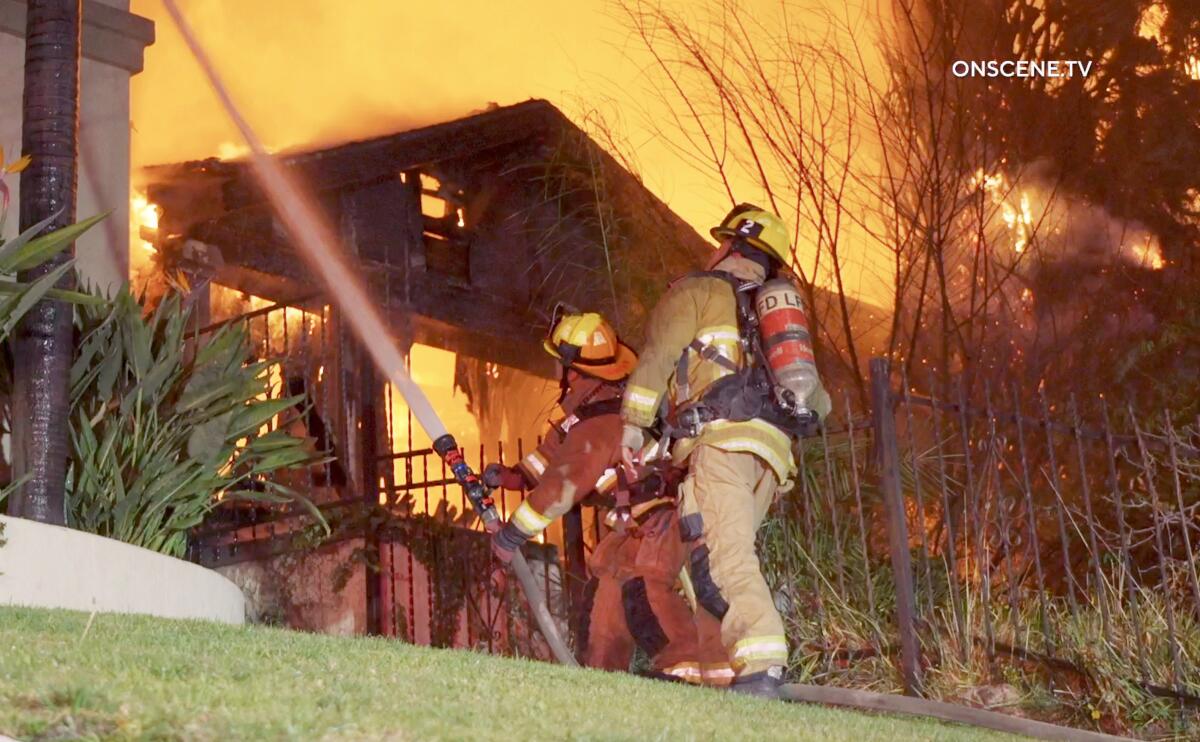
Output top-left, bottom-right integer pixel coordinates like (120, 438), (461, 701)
(484, 310), (719, 683)
(620, 205), (831, 698)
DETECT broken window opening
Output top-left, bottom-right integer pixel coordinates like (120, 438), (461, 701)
(416, 171), (472, 282)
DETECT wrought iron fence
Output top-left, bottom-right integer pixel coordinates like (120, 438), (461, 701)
(779, 358), (1199, 731)
(370, 439), (587, 660)
(183, 298), (1199, 730)
(183, 294), (339, 556)
(185, 294), (591, 659)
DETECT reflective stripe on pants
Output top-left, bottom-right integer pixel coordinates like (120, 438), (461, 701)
(679, 444), (788, 675)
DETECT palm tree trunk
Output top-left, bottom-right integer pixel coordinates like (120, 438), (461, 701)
(8, 0), (82, 524)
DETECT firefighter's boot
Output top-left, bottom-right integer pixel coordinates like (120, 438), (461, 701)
(728, 666), (785, 699)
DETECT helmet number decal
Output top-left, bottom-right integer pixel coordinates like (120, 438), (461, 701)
(735, 218), (764, 238)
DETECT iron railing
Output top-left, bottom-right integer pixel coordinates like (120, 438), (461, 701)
(185, 299), (1199, 729)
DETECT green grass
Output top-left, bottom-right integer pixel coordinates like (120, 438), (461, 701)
(0, 606), (1023, 741)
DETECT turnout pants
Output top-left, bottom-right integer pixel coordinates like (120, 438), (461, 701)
(579, 508), (724, 684)
(678, 445), (787, 677)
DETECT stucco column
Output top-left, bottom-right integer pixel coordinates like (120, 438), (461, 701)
(0, 0), (154, 293)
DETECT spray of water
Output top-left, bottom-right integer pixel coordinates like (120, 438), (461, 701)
(160, 0), (576, 666)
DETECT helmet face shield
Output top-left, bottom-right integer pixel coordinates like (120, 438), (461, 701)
(547, 301), (580, 343)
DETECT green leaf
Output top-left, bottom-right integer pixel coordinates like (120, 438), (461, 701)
(186, 412), (234, 464)
(95, 337), (125, 404)
(62, 284), (333, 558)
(249, 446), (313, 473)
(0, 261), (74, 337)
(2, 212), (108, 272)
(242, 428), (311, 452)
(227, 396), (305, 440)
(0, 211), (60, 270)
(0, 282), (106, 305)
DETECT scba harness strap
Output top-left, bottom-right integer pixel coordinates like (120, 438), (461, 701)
(667, 271), (818, 439)
(553, 387), (625, 438)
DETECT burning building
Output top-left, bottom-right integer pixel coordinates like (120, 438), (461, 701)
(143, 100), (709, 643)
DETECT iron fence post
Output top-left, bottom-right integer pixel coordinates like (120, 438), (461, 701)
(354, 335), (384, 636)
(562, 504), (588, 641)
(870, 357), (923, 696)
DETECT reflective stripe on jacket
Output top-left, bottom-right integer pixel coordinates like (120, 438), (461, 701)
(620, 273), (795, 482)
(509, 380), (624, 537)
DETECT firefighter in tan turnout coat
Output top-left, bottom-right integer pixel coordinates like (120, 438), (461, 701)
(484, 310), (720, 683)
(619, 205), (831, 698)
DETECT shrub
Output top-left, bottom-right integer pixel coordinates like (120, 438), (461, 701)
(64, 290), (326, 556)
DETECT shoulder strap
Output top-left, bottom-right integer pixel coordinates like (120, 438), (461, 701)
(573, 397), (623, 421)
(672, 270), (756, 401)
(669, 269), (729, 290)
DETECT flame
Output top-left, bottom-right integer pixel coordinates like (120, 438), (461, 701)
(1137, 3), (1168, 44)
(385, 343), (483, 517)
(131, 192), (160, 251)
(972, 168), (1007, 202)
(1136, 4), (1199, 80)
(129, 0), (896, 305)
(1128, 237), (1165, 270)
(974, 169), (1034, 254)
(129, 191), (163, 296)
(216, 140), (252, 160)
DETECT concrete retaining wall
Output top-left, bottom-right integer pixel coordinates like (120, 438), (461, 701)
(0, 515), (244, 624)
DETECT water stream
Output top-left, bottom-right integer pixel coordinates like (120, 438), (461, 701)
(162, 0), (575, 666)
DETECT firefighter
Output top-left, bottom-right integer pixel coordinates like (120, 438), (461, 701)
(483, 309), (716, 683)
(619, 204), (831, 698)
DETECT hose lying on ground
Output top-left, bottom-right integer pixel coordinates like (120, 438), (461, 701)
(780, 685), (1133, 742)
(162, 0), (577, 667)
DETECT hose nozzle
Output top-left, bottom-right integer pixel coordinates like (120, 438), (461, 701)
(433, 434), (500, 528)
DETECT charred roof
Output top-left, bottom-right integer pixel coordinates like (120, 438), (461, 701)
(144, 99), (709, 377)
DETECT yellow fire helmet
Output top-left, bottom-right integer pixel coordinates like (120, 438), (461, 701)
(710, 206), (792, 267)
(543, 308), (638, 381)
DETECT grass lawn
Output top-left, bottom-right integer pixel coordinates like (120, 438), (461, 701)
(0, 606), (1022, 741)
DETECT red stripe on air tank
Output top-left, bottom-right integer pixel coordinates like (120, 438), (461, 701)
(768, 346), (816, 365)
(760, 309), (809, 334)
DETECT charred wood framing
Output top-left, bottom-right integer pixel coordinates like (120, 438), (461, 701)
(143, 100), (708, 378)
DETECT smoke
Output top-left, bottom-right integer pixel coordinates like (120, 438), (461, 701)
(1018, 176), (1164, 272)
(979, 161), (1165, 274)
(971, 162), (1169, 382)
(131, 0), (476, 167)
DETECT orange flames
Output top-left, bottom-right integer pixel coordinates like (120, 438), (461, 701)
(973, 168), (1033, 255)
(1128, 237), (1165, 271)
(1137, 3), (1168, 43)
(971, 168), (1166, 271)
(129, 191), (163, 295)
(129, 0), (895, 304)
(1137, 3), (1200, 81)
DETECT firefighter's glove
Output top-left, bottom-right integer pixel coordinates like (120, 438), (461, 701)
(482, 463), (527, 491)
(490, 522), (530, 565)
(621, 423), (647, 452)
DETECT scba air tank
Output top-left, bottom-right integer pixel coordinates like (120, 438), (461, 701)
(754, 278), (819, 411)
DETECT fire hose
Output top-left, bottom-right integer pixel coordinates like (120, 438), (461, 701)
(162, 0), (577, 667)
